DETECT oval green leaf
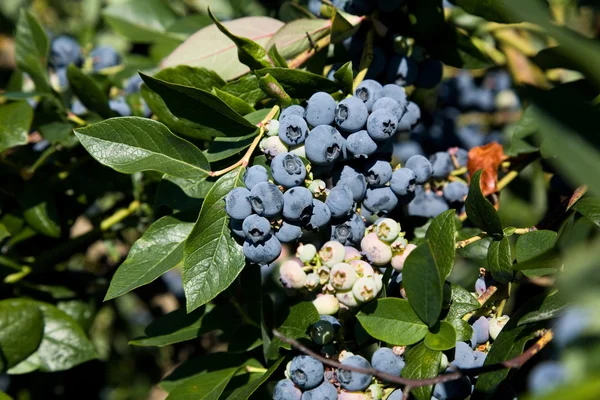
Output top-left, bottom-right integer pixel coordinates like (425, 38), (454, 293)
(0, 299), (44, 371)
(424, 321), (456, 351)
(402, 342), (442, 400)
(487, 236), (514, 283)
(0, 101), (33, 153)
(465, 170), (503, 235)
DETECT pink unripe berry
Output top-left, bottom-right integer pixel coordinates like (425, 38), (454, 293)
(305, 273), (320, 291)
(279, 260), (307, 289)
(361, 233), (392, 266)
(344, 246), (362, 262)
(391, 243), (417, 271)
(313, 294), (340, 315)
(330, 263), (357, 291)
(319, 241), (346, 267)
(338, 391), (368, 400)
(336, 290), (359, 307)
(350, 260), (375, 278)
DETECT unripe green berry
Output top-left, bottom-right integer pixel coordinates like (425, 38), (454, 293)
(352, 277), (378, 302)
(319, 241), (346, 267)
(375, 218), (401, 243)
(366, 383), (384, 400)
(308, 179), (327, 195)
(279, 260), (307, 289)
(489, 315), (510, 340)
(265, 119), (279, 136)
(296, 243), (317, 264)
(313, 294), (339, 315)
(305, 273), (320, 291)
(317, 266), (331, 285)
(310, 320), (335, 345)
(361, 233), (393, 266)
(439, 353), (449, 373)
(330, 262), (357, 291)
(260, 136), (288, 158)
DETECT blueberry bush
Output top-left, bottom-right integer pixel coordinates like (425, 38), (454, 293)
(0, 0), (600, 398)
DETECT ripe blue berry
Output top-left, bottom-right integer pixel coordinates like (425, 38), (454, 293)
(433, 376), (472, 400)
(553, 307), (591, 347)
(363, 187), (398, 215)
(475, 276), (487, 295)
(396, 102), (421, 132)
(372, 347), (405, 377)
(455, 148), (468, 167)
(125, 74), (143, 94)
(273, 379), (302, 400)
(279, 115), (309, 145)
(372, 97), (404, 122)
(472, 316), (490, 345)
(367, 109), (398, 141)
(280, 105), (305, 120)
(90, 46), (121, 71)
(354, 79), (383, 112)
(338, 355), (373, 392)
(390, 168), (416, 197)
(393, 140), (423, 163)
(326, 186), (354, 218)
(275, 221), (303, 243)
(109, 97), (131, 116)
(453, 342), (475, 369)
(243, 236), (282, 264)
(386, 55), (418, 87)
(335, 97), (369, 132)
(528, 361), (566, 395)
(334, 166), (367, 202)
(443, 182), (469, 204)
(405, 155), (432, 184)
(346, 130), (378, 158)
(225, 188), (252, 220)
(271, 152), (307, 188)
(229, 219), (245, 238)
(331, 213), (365, 245)
(290, 355), (324, 390)
(249, 182), (284, 218)
(301, 381), (337, 400)
(407, 189), (449, 218)
(387, 389), (404, 400)
(242, 215), (271, 244)
(305, 125), (345, 165)
(473, 351), (487, 368)
(382, 84), (408, 109)
(414, 59), (444, 89)
(430, 152), (454, 179)
(311, 320), (335, 345)
(365, 160), (393, 187)
(305, 92), (336, 126)
(305, 199), (331, 230)
(244, 165), (269, 190)
(283, 187), (314, 222)
(49, 36), (82, 68)
(320, 315), (341, 331)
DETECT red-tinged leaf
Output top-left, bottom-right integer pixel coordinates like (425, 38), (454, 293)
(467, 142), (504, 196)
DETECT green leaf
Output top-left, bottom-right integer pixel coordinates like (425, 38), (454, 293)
(258, 73), (293, 108)
(102, 0), (181, 43)
(211, 87), (256, 116)
(268, 45), (288, 68)
(56, 300), (96, 331)
(166, 367), (239, 400)
(0, 299), (44, 371)
(514, 290), (568, 326)
(431, 28), (493, 69)
(255, 68), (342, 98)
(161, 17), (284, 81)
(150, 66), (226, 91)
(331, 9), (362, 44)
(445, 283), (480, 320)
(424, 321), (456, 351)
(105, 212), (196, 301)
(0, 101), (33, 153)
(154, 176), (209, 210)
(357, 298), (429, 346)
(225, 357), (284, 400)
(475, 323), (539, 394)
(142, 73), (257, 139)
(183, 168), (246, 312)
(515, 230), (559, 277)
(448, 0), (516, 23)
(574, 198), (600, 227)
(15, 10), (51, 93)
(487, 236), (513, 283)
(403, 241), (443, 328)
(208, 9), (272, 70)
(39, 121), (74, 145)
(266, 18), (330, 59)
(402, 342), (442, 400)
(450, 318), (474, 342)
(0, 391), (13, 400)
(465, 170), (503, 235)
(267, 302), (319, 359)
(21, 187), (60, 238)
(67, 65), (115, 119)
(221, 74), (267, 107)
(206, 132), (257, 163)
(333, 61), (354, 94)
(508, 106), (539, 156)
(426, 210), (457, 282)
(75, 117), (210, 180)
(524, 375), (600, 400)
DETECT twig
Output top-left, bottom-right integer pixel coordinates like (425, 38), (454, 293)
(22, 145), (59, 180)
(272, 329), (553, 388)
(456, 234), (487, 249)
(477, 285), (497, 306)
(288, 35), (332, 69)
(535, 185), (587, 230)
(100, 200), (141, 231)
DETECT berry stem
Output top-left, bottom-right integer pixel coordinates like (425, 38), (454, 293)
(100, 200), (141, 231)
(67, 112), (87, 126)
(288, 35), (332, 69)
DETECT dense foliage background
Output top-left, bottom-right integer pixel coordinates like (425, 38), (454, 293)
(0, 0), (599, 399)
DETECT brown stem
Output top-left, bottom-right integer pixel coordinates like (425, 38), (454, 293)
(288, 35), (332, 69)
(477, 285), (498, 306)
(535, 185), (588, 230)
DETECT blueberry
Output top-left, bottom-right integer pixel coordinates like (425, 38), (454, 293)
(308, 0), (322, 16)
(390, 168), (416, 197)
(242, 166), (268, 190)
(367, 109), (398, 141)
(453, 342), (475, 369)
(527, 361), (566, 394)
(305, 92), (337, 126)
(387, 389), (404, 400)
(283, 187), (314, 222)
(405, 155), (432, 184)
(109, 96), (132, 116)
(396, 102), (421, 132)
(326, 186), (354, 218)
(433, 376), (472, 400)
(71, 98), (87, 116)
(414, 59), (444, 89)
(354, 79), (383, 112)
(229, 219), (245, 238)
(313, 294), (340, 315)
(290, 355), (324, 390)
(443, 182), (468, 204)
(49, 35), (82, 68)
(261, 136), (289, 158)
(335, 97), (369, 132)
(363, 187), (398, 215)
(225, 187), (252, 220)
(56, 67), (68, 89)
(275, 221), (303, 243)
(472, 316), (490, 345)
(334, 166), (367, 202)
(280, 260), (308, 289)
(280, 105), (305, 120)
(125, 74), (144, 94)
(489, 315), (509, 340)
(339, 0), (375, 15)
(382, 84), (408, 108)
(407, 190), (449, 218)
(305, 125), (345, 165)
(319, 241), (346, 267)
(365, 47), (387, 80)
(429, 152), (454, 179)
(279, 115), (309, 146)
(242, 214), (271, 243)
(472, 351), (487, 368)
(331, 213), (365, 245)
(372, 97), (404, 122)
(372, 347), (405, 377)
(338, 355), (373, 391)
(361, 232), (393, 266)
(320, 315), (341, 331)
(375, 218), (400, 243)
(301, 381), (338, 400)
(474, 276), (487, 295)
(249, 182), (284, 218)
(274, 379), (302, 400)
(346, 130), (378, 158)
(305, 199), (331, 230)
(90, 46), (121, 71)
(455, 148), (468, 167)
(364, 160), (393, 187)
(243, 236), (282, 264)
(386, 55), (418, 87)
(311, 320), (336, 345)
(271, 152), (307, 188)
(330, 262), (357, 291)
(553, 307), (591, 347)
